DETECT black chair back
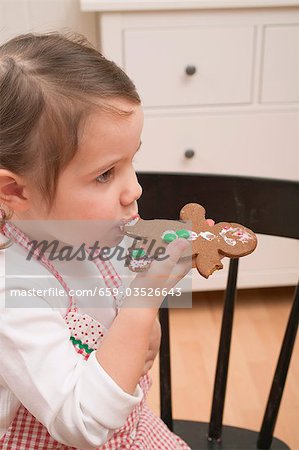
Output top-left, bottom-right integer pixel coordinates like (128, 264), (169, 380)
(137, 172), (299, 450)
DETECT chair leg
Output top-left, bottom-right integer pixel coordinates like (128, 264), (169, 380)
(257, 282), (299, 449)
(159, 296), (173, 431)
(208, 258), (239, 442)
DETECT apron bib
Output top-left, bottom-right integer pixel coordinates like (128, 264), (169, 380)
(0, 217), (191, 449)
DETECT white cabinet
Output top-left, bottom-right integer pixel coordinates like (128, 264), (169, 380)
(124, 26), (255, 107)
(80, 0), (299, 290)
(140, 112), (299, 179)
(261, 25), (299, 103)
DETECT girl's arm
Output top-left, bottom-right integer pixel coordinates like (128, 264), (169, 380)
(96, 238), (190, 394)
(0, 290), (143, 449)
(141, 316), (161, 376)
(0, 238), (189, 447)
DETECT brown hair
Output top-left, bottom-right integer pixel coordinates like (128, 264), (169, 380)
(0, 30), (141, 245)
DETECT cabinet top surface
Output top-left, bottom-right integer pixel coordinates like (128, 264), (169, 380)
(80, 0), (299, 12)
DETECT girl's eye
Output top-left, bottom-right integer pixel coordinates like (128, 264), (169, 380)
(96, 168), (114, 184)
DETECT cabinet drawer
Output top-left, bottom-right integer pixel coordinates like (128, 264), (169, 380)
(124, 26), (255, 108)
(136, 112), (299, 180)
(261, 25), (299, 104)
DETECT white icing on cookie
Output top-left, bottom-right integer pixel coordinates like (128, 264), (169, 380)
(199, 231), (216, 241)
(219, 227), (237, 246)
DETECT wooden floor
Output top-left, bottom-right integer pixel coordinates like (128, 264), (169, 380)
(146, 286), (299, 449)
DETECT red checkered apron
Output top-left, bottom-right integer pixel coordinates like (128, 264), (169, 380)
(0, 217), (191, 449)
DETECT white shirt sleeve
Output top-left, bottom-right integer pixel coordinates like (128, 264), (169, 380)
(0, 298), (143, 449)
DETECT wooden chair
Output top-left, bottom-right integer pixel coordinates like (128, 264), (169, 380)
(137, 172), (299, 450)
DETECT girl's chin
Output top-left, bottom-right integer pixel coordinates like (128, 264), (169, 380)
(103, 233), (125, 248)
(113, 234), (125, 246)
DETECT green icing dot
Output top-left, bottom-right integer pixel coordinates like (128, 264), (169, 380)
(176, 229), (191, 239)
(163, 233), (177, 243)
(131, 248), (146, 259)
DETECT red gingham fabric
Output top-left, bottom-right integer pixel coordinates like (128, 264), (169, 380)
(0, 216), (191, 449)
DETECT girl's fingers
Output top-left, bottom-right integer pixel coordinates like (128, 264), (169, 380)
(163, 238), (191, 264)
(131, 220), (215, 298)
(167, 256), (192, 282)
(149, 238), (191, 278)
(133, 238), (191, 288)
(128, 239), (192, 307)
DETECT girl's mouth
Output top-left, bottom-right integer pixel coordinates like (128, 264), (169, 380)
(119, 214), (140, 231)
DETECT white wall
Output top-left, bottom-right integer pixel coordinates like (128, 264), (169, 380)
(0, 0), (97, 47)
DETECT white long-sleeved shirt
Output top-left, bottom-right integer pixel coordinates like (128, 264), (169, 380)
(0, 237), (143, 449)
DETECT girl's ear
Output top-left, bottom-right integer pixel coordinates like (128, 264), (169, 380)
(0, 169), (29, 212)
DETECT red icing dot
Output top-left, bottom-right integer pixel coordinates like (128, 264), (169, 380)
(79, 325), (81, 328)
(92, 332), (94, 335)
(91, 326), (94, 328)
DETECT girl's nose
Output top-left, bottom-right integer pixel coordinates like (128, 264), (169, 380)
(120, 171), (143, 206)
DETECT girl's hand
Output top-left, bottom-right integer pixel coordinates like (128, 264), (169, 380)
(137, 218), (215, 376)
(130, 217), (215, 296)
(141, 316), (161, 376)
(129, 238), (191, 304)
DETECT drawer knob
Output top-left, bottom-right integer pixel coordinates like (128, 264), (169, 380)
(184, 149), (195, 159)
(185, 65), (197, 76)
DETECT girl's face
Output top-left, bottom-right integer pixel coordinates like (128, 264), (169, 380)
(27, 98), (144, 226)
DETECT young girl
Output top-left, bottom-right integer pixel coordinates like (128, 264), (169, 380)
(0, 31), (193, 449)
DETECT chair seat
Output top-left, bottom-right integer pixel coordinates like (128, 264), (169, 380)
(172, 420), (289, 449)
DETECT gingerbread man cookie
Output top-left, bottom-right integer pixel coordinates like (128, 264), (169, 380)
(180, 203), (257, 277)
(124, 215), (193, 272)
(123, 203), (257, 278)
